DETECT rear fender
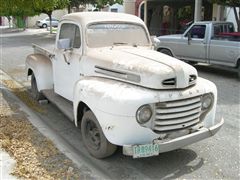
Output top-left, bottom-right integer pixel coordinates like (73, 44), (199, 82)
(26, 54), (53, 91)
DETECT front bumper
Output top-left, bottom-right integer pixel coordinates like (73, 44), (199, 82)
(123, 118), (224, 158)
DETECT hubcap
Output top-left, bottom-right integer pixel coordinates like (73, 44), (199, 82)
(85, 120), (101, 150)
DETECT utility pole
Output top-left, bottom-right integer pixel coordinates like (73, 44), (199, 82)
(194, 0), (202, 22)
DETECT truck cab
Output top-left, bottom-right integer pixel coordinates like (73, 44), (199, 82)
(26, 12), (223, 159)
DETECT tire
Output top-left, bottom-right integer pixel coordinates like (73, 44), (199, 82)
(159, 49), (173, 57)
(238, 65), (240, 80)
(188, 61), (198, 66)
(42, 24), (47, 28)
(81, 110), (117, 158)
(31, 73), (44, 100)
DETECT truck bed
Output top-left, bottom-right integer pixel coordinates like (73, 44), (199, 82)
(32, 43), (55, 58)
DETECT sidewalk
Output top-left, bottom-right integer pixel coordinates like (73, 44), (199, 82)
(0, 27), (50, 38)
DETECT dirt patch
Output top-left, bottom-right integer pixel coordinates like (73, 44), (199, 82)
(0, 91), (81, 179)
(2, 79), (45, 113)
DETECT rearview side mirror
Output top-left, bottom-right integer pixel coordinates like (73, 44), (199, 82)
(150, 36), (160, 48)
(57, 39), (71, 50)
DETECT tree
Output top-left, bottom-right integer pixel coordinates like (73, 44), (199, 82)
(211, 0), (240, 31)
(0, 0), (36, 28)
(33, 0), (69, 33)
(68, 0), (94, 13)
(0, 0), (69, 32)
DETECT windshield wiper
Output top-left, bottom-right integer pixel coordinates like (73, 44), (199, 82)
(113, 42), (128, 46)
(113, 42), (138, 47)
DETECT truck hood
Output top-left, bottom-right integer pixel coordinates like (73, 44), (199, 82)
(158, 34), (182, 40)
(85, 47), (197, 89)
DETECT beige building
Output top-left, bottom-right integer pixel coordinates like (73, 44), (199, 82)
(123, 0), (226, 35)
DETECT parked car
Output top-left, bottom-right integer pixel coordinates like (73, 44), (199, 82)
(26, 12), (223, 159)
(36, 17), (59, 28)
(155, 21), (240, 78)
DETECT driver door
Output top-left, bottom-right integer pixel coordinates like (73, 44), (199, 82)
(181, 25), (207, 63)
(53, 22), (82, 101)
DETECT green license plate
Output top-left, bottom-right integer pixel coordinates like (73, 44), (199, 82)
(133, 144), (159, 158)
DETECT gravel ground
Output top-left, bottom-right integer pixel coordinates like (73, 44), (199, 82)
(0, 79), (84, 179)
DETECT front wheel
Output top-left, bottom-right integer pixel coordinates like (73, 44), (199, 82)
(159, 49), (173, 57)
(81, 110), (117, 158)
(238, 65), (240, 80)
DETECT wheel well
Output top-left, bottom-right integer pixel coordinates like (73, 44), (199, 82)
(28, 69), (33, 76)
(237, 59), (240, 68)
(157, 48), (171, 53)
(77, 102), (90, 127)
(157, 48), (173, 56)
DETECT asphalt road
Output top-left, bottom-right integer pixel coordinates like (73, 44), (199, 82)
(1, 29), (240, 179)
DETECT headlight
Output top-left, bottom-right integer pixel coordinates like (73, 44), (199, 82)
(201, 93), (213, 111)
(136, 105), (152, 124)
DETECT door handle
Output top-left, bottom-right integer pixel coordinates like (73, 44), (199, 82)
(63, 51), (70, 65)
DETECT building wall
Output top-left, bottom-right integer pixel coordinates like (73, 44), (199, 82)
(0, 17), (10, 26)
(124, 0), (136, 15)
(225, 7), (239, 31)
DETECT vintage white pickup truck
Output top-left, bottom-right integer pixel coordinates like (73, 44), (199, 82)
(26, 12), (223, 159)
(155, 21), (240, 78)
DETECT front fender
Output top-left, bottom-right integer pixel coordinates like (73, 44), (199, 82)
(26, 54), (53, 91)
(73, 77), (158, 118)
(73, 76), (160, 145)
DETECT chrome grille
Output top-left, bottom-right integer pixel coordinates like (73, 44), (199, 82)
(153, 96), (201, 132)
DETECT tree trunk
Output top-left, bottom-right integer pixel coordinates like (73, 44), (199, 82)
(76, 6), (80, 12)
(233, 7), (240, 32)
(7, 16), (11, 28)
(47, 12), (53, 34)
(68, 5), (71, 13)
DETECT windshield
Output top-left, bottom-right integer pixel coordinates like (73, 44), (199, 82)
(86, 23), (150, 48)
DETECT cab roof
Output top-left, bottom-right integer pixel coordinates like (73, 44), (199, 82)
(61, 12), (145, 27)
(195, 21), (233, 25)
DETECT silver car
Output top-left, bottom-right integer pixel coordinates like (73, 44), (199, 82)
(36, 17), (59, 28)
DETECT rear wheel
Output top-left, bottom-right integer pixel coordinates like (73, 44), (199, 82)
(31, 73), (44, 100)
(81, 110), (117, 158)
(159, 49), (173, 57)
(238, 64), (240, 80)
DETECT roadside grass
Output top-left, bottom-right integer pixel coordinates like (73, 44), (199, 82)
(0, 75), (81, 179)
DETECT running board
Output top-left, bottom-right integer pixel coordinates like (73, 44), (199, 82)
(42, 89), (74, 121)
